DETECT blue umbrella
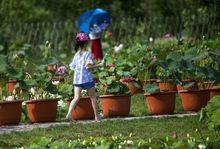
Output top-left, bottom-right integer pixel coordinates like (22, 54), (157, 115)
(77, 8), (111, 34)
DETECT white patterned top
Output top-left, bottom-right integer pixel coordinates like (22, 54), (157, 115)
(69, 51), (94, 84)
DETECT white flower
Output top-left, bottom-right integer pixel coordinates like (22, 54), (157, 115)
(52, 80), (60, 85)
(149, 37), (153, 42)
(114, 44), (123, 53)
(5, 96), (13, 101)
(58, 99), (65, 108)
(198, 144), (206, 149)
(81, 90), (87, 96)
(30, 87), (36, 95)
(22, 102), (26, 106)
(13, 89), (16, 95)
(126, 140), (133, 145)
(82, 140), (86, 145)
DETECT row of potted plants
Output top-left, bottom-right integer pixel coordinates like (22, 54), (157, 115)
(1, 38), (220, 126)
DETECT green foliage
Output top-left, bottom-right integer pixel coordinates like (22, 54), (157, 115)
(18, 133), (220, 149)
(24, 64), (59, 99)
(200, 95), (220, 131)
(143, 83), (159, 94)
(57, 83), (73, 100)
(97, 55), (130, 95)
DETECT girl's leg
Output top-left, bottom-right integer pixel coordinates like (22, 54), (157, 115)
(66, 87), (82, 120)
(88, 87), (100, 121)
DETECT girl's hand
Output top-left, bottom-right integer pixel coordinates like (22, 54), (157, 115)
(107, 64), (115, 68)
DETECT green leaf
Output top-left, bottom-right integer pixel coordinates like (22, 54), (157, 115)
(131, 81), (141, 88)
(182, 82), (195, 89)
(210, 109), (220, 125)
(0, 55), (7, 73)
(106, 76), (116, 85)
(143, 83), (159, 94)
(0, 45), (4, 52)
(24, 79), (37, 86)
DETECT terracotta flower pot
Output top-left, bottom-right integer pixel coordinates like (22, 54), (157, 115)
(127, 80), (143, 95)
(67, 97), (95, 120)
(6, 80), (20, 93)
(144, 91), (176, 115)
(143, 79), (158, 84)
(100, 94), (131, 117)
(178, 89), (210, 112)
(26, 99), (58, 123)
(48, 64), (55, 71)
(0, 100), (23, 126)
(198, 82), (212, 89)
(209, 86), (220, 99)
(176, 80), (198, 91)
(157, 81), (177, 91)
(52, 76), (65, 82)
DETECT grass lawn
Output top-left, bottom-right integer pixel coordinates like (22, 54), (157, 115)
(0, 116), (214, 148)
(1, 93), (213, 148)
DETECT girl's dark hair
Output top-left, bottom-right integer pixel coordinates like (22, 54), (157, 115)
(74, 40), (87, 52)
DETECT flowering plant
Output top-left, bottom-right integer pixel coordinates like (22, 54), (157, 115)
(24, 64), (61, 100)
(97, 55), (130, 95)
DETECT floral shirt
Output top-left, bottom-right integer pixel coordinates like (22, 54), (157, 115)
(69, 51), (94, 84)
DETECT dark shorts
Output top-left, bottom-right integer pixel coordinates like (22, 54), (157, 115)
(74, 81), (95, 90)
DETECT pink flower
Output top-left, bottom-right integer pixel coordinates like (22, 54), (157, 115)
(57, 66), (67, 74)
(107, 64), (115, 67)
(121, 76), (132, 83)
(164, 32), (172, 39)
(108, 32), (113, 38)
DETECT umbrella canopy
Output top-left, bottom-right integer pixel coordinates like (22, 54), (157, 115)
(77, 8), (111, 34)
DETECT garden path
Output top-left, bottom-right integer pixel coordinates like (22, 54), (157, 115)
(0, 113), (197, 134)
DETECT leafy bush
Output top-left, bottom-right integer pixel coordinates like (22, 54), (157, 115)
(200, 95), (220, 131)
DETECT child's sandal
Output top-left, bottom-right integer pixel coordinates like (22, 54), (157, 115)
(64, 116), (76, 122)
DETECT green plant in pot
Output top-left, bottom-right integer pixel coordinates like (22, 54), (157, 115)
(24, 64), (61, 123)
(0, 55), (25, 125)
(0, 55), (9, 87)
(56, 69), (74, 120)
(97, 55), (130, 95)
(119, 44), (158, 94)
(97, 55), (131, 118)
(142, 51), (183, 115)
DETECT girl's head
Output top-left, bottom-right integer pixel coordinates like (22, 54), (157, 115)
(74, 32), (89, 51)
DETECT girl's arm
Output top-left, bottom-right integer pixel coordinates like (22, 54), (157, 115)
(86, 63), (103, 70)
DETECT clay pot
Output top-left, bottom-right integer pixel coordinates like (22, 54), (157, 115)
(0, 100), (23, 125)
(52, 76), (65, 82)
(127, 80), (142, 95)
(143, 79), (158, 84)
(67, 97), (95, 120)
(198, 82), (212, 89)
(157, 80), (177, 91)
(100, 94), (131, 117)
(25, 99), (58, 123)
(178, 89), (210, 112)
(144, 91), (176, 115)
(209, 86), (220, 99)
(6, 80), (20, 93)
(176, 80), (198, 91)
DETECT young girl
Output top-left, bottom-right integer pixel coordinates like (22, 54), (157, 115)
(65, 32), (103, 122)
